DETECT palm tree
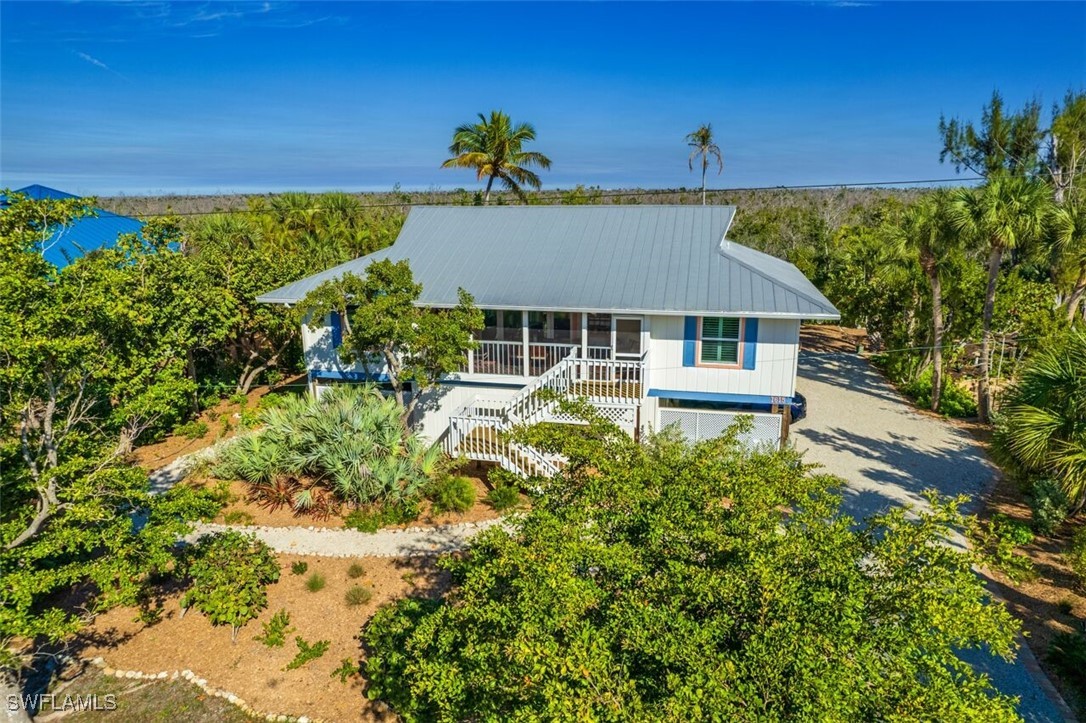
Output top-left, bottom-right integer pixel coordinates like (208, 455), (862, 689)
(947, 175), (1051, 422)
(441, 111), (551, 204)
(686, 124), (724, 205)
(994, 331), (1086, 507)
(896, 191), (956, 412)
(1049, 199), (1086, 323)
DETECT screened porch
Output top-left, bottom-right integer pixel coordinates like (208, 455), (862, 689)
(462, 310), (645, 377)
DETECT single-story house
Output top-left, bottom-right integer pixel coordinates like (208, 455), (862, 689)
(3, 185), (144, 267)
(258, 205), (840, 475)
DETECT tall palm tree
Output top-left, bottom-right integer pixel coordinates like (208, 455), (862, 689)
(441, 111), (551, 204)
(686, 124), (724, 205)
(1050, 199), (1086, 323)
(895, 191), (956, 412)
(947, 175), (1052, 422)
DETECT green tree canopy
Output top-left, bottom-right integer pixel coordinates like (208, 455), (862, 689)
(441, 110), (552, 204)
(363, 409), (1022, 721)
(300, 259), (483, 425)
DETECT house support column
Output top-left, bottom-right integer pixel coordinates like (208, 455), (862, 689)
(521, 310), (529, 378)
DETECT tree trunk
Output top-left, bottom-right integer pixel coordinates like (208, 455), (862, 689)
(928, 265), (944, 413)
(1064, 269), (1086, 324)
(978, 246), (1003, 423)
(701, 157), (708, 205)
(483, 175), (495, 205)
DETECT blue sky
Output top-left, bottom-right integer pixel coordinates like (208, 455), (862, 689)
(2, 1), (1083, 196)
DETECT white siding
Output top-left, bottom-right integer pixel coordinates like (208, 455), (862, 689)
(410, 383), (522, 445)
(646, 316), (800, 399)
(302, 315), (388, 377)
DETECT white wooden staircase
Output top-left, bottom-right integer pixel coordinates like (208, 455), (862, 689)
(443, 349), (647, 477)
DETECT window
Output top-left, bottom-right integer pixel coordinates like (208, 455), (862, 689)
(700, 317), (742, 365)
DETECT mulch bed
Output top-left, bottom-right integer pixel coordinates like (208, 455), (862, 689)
(79, 554), (448, 722)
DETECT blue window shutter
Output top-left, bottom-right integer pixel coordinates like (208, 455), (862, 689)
(682, 316), (697, 367)
(742, 318), (759, 370)
(330, 312), (343, 348)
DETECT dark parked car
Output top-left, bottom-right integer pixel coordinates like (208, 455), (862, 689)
(790, 392), (807, 422)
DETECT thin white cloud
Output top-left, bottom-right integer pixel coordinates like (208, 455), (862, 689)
(74, 50), (130, 81)
(76, 50), (110, 70)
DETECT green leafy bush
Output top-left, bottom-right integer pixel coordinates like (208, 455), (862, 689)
(345, 585), (373, 607)
(900, 368), (977, 418)
(175, 420), (209, 440)
(254, 609), (294, 648)
(213, 385), (442, 510)
(428, 475), (476, 515)
(1028, 478), (1069, 535)
(1049, 631), (1086, 688)
(347, 562), (366, 579)
(291, 561), (309, 576)
(968, 513), (1037, 583)
(484, 483), (520, 512)
(285, 636), (329, 670)
(1066, 528), (1086, 589)
(222, 510), (254, 525)
(180, 531), (280, 641)
(305, 572), (326, 592)
(343, 499), (421, 533)
(363, 409), (1023, 720)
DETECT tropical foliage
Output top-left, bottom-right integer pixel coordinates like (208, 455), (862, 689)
(180, 531), (281, 642)
(442, 110), (552, 203)
(300, 259), (483, 424)
(214, 385), (443, 510)
(994, 331), (1086, 509)
(363, 408), (1022, 720)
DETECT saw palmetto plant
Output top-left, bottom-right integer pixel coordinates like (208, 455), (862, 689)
(213, 384), (442, 513)
(994, 331), (1086, 507)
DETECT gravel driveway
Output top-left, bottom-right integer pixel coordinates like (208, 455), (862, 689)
(792, 352), (1071, 723)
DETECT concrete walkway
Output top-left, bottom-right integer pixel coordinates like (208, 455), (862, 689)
(183, 518), (508, 557)
(793, 352), (1073, 723)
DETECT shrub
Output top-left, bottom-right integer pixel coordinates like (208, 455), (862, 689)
(484, 484), (521, 512)
(254, 609), (294, 648)
(1049, 631), (1086, 688)
(180, 532), (280, 641)
(347, 562), (366, 579)
(213, 385), (442, 511)
(291, 561), (309, 576)
(968, 513), (1037, 583)
(1058, 598), (1076, 615)
(285, 636), (329, 671)
(994, 331), (1086, 508)
(345, 585), (373, 607)
(222, 510), (254, 525)
(429, 475), (477, 515)
(900, 368), (977, 418)
(1028, 478), (1069, 535)
(229, 392), (249, 406)
(175, 420), (209, 440)
(305, 572), (326, 592)
(344, 499), (421, 533)
(332, 657), (359, 683)
(1066, 528), (1086, 588)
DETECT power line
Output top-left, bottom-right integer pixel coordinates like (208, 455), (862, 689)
(105, 176), (986, 218)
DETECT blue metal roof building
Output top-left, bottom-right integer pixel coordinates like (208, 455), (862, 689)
(6, 185), (144, 267)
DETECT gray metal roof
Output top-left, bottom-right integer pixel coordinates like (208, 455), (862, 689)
(257, 205), (840, 319)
